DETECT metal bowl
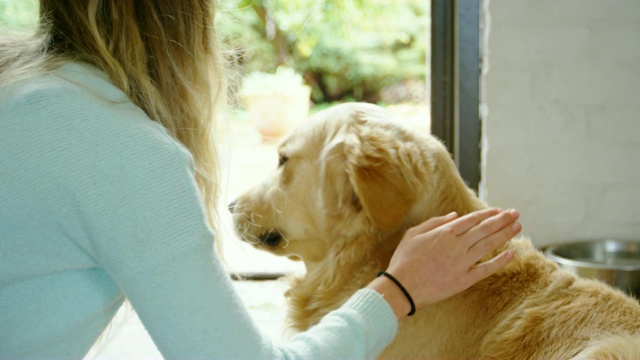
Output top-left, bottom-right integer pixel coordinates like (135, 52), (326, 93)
(545, 239), (640, 299)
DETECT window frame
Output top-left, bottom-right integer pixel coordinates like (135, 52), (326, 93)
(430, 0), (481, 191)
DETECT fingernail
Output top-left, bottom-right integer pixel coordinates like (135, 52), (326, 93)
(445, 211), (457, 219)
(505, 250), (515, 260)
(509, 209), (519, 218)
(512, 222), (522, 232)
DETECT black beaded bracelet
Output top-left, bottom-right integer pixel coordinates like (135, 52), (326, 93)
(376, 270), (416, 316)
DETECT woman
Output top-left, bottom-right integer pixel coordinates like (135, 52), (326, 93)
(0, 1), (521, 358)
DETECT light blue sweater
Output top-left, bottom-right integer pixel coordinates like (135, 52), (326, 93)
(0, 62), (397, 359)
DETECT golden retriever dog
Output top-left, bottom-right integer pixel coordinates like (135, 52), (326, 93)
(230, 102), (640, 359)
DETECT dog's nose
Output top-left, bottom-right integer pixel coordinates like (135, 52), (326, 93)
(259, 232), (283, 247)
(228, 200), (237, 213)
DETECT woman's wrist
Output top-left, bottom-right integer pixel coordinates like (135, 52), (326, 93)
(367, 276), (412, 320)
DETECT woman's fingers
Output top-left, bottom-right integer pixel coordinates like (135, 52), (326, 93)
(442, 208), (502, 236)
(466, 219), (522, 264)
(461, 209), (520, 249)
(407, 211), (459, 236)
(466, 250), (515, 286)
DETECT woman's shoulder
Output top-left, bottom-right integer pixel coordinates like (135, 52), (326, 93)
(4, 63), (146, 121)
(1, 62), (127, 111)
(1, 61), (188, 161)
(0, 61), (195, 199)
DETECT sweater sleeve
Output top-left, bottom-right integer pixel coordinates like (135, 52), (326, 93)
(74, 115), (398, 359)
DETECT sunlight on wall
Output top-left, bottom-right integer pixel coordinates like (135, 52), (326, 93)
(481, 0), (640, 246)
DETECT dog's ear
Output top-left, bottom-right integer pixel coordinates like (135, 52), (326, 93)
(319, 141), (354, 207)
(343, 107), (422, 231)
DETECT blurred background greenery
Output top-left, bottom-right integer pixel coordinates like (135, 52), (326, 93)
(218, 0), (428, 104)
(0, 0), (37, 30)
(0, 0), (428, 105)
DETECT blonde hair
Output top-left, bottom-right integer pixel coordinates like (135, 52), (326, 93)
(0, 0), (225, 236)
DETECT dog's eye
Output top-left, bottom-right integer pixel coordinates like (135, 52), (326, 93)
(278, 154), (289, 167)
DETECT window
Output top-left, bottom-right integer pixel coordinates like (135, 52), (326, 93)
(430, 0), (481, 191)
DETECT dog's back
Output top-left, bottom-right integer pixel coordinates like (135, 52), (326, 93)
(381, 238), (640, 359)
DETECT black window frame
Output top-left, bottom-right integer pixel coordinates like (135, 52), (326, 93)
(430, 0), (481, 191)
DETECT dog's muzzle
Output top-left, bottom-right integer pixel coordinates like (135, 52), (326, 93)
(228, 200), (283, 247)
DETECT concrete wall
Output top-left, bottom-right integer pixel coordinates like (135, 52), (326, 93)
(481, 0), (640, 246)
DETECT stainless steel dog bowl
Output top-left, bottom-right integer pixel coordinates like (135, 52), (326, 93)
(545, 239), (640, 299)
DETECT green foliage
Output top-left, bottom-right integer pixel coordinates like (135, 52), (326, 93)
(0, 0), (426, 103)
(0, 0), (38, 31)
(218, 0), (427, 103)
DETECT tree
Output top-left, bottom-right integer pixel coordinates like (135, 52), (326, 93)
(218, 0), (427, 103)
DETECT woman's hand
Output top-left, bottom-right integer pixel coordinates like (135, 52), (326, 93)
(367, 208), (521, 319)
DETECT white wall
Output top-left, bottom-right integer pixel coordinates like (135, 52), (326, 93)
(481, 0), (640, 247)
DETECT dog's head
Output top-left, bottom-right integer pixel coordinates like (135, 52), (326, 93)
(230, 102), (483, 264)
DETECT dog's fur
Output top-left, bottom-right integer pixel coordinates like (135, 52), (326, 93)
(230, 102), (640, 359)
